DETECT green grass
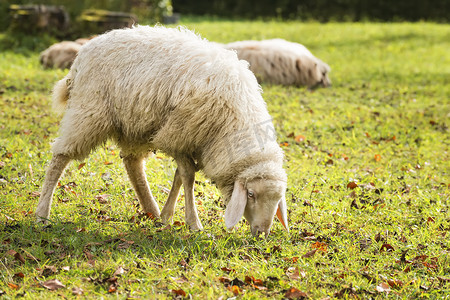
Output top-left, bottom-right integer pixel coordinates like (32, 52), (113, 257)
(1, 21), (449, 299)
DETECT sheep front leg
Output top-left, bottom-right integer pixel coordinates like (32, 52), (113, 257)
(123, 155), (161, 218)
(36, 154), (71, 223)
(160, 168), (182, 224)
(177, 158), (203, 231)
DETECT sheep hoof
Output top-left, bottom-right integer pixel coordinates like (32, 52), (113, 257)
(36, 215), (49, 225)
(188, 222), (204, 232)
(160, 213), (173, 224)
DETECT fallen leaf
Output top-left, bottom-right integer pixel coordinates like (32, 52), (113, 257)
(113, 266), (125, 276)
(387, 279), (404, 288)
(77, 163), (86, 170)
(42, 279), (65, 290)
(108, 284), (117, 293)
(302, 249), (317, 258)
(221, 267), (235, 274)
(95, 194), (110, 204)
(287, 267), (300, 280)
(172, 289), (186, 297)
(347, 182), (358, 189)
(8, 283), (19, 290)
(228, 285), (241, 295)
(311, 241), (328, 252)
(218, 276), (231, 283)
(42, 265), (57, 277)
(61, 266), (70, 271)
(295, 135), (306, 143)
(380, 243), (395, 252)
(171, 274), (189, 284)
(72, 287), (83, 295)
(376, 282), (390, 293)
(7, 249), (25, 264)
(284, 287), (308, 299)
(29, 191), (40, 198)
(437, 277), (450, 283)
(13, 272), (25, 279)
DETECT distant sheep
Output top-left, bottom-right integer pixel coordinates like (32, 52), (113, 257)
(39, 37), (94, 69)
(36, 26), (289, 236)
(74, 38), (91, 45)
(39, 41), (81, 69)
(224, 39), (331, 88)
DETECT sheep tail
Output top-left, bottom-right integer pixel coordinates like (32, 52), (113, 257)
(52, 72), (73, 114)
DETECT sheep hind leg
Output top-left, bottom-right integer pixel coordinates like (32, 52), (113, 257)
(35, 154), (71, 223)
(177, 158), (203, 231)
(160, 168), (182, 224)
(123, 155), (161, 218)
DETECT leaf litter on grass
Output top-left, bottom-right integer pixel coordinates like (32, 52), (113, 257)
(1, 21), (449, 299)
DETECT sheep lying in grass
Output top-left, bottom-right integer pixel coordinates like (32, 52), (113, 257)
(36, 25), (289, 236)
(39, 41), (81, 69)
(224, 39), (331, 88)
(39, 37), (94, 69)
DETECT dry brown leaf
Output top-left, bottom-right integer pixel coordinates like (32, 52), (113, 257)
(311, 241), (328, 252)
(172, 289), (186, 297)
(380, 243), (395, 252)
(302, 249), (317, 258)
(7, 249), (25, 264)
(221, 267), (235, 274)
(347, 182), (358, 189)
(42, 278), (65, 290)
(295, 135), (306, 143)
(284, 287), (308, 299)
(113, 266), (125, 276)
(376, 282), (391, 293)
(228, 285), (241, 295)
(8, 282), (19, 290)
(72, 287), (84, 295)
(108, 284), (117, 293)
(218, 276), (231, 283)
(13, 272), (24, 279)
(287, 267), (300, 280)
(387, 279), (404, 288)
(42, 265), (57, 277)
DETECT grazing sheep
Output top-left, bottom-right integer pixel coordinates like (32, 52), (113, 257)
(39, 41), (81, 69)
(74, 38), (91, 45)
(224, 39), (331, 88)
(36, 25), (289, 236)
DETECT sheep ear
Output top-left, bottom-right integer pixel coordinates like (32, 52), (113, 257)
(225, 181), (247, 230)
(276, 194), (289, 232)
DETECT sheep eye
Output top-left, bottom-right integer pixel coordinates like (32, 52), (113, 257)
(247, 191), (254, 198)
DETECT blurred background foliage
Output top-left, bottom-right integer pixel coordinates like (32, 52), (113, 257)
(1, 0), (448, 34)
(173, 0), (449, 22)
(0, 0), (173, 32)
(0, 0), (447, 51)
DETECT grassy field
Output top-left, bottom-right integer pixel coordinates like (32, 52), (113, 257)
(0, 20), (449, 299)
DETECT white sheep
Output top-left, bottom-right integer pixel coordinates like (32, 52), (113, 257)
(224, 39), (331, 88)
(36, 25), (289, 236)
(39, 41), (81, 69)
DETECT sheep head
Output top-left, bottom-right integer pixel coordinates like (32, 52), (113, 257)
(225, 179), (288, 236)
(296, 58), (331, 89)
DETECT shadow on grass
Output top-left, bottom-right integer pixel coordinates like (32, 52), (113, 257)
(1, 217), (275, 268)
